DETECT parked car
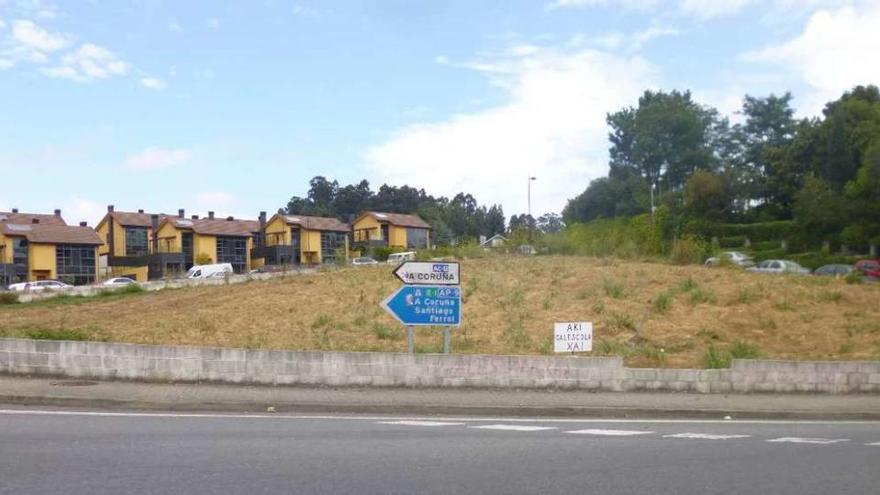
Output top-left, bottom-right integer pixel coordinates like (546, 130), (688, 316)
(7, 280), (73, 292)
(855, 259), (880, 278)
(812, 264), (855, 277)
(102, 277), (137, 286)
(705, 251), (755, 267)
(352, 256), (379, 266)
(746, 259), (811, 275)
(186, 263), (234, 279)
(386, 251), (417, 265)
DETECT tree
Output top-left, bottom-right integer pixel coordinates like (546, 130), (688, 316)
(484, 205), (506, 237)
(537, 213), (565, 234)
(735, 93), (797, 208)
(607, 89), (717, 191)
(683, 170), (729, 221)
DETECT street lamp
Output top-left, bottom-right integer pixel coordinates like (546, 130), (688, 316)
(528, 176), (536, 243)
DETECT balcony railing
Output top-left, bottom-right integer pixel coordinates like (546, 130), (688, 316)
(252, 245), (296, 265)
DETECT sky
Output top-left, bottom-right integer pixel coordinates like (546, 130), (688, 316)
(1, 0), (879, 226)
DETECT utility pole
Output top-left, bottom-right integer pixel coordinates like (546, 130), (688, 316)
(527, 176), (536, 243)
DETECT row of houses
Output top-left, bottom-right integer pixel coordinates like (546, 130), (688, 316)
(0, 206), (432, 286)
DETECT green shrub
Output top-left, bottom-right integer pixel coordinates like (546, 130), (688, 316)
(844, 270), (864, 285)
(718, 235), (747, 248)
(703, 345), (731, 369)
(607, 312), (637, 331)
(0, 292), (19, 305)
(729, 341), (760, 359)
(373, 323), (402, 340)
(653, 291), (672, 313)
(603, 279), (624, 299)
(670, 235), (708, 265)
(688, 287), (714, 305)
(678, 276), (698, 292)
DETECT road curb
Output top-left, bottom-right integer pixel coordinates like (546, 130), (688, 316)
(3, 394), (880, 420)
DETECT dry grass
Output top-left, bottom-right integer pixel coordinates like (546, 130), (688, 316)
(2, 255), (879, 368)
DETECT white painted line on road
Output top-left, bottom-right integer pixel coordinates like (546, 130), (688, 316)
(664, 433), (751, 440)
(566, 429), (655, 436)
(0, 409), (877, 426)
(767, 437), (850, 445)
(377, 421), (465, 427)
(471, 425), (557, 432)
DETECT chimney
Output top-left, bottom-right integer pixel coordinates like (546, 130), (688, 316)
(138, 209), (144, 214)
(11, 208), (18, 213)
(32, 219), (39, 224)
(191, 215), (199, 220)
(150, 214), (160, 254)
(178, 209), (185, 219)
(277, 208), (284, 215)
(79, 221), (88, 227)
(54, 209), (61, 217)
(107, 205), (114, 213)
(226, 216), (234, 221)
(259, 211), (267, 247)
(208, 211), (215, 220)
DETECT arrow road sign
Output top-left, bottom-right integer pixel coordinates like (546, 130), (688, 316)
(381, 285), (461, 326)
(392, 261), (460, 286)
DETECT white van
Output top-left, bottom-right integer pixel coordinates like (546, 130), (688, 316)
(186, 263), (234, 279)
(386, 251), (417, 265)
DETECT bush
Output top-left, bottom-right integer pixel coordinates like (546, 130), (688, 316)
(729, 341), (760, 359)
(24, 329), (90, 341)
(703, 345), (731, 369)
(670, 235), (708, 265)
(0, 292), (19, 305)
(704, 221), (796, 243)
(195, 252), (213, 265)
(653, 291), (672, 313)
(718, 235), (747, 248)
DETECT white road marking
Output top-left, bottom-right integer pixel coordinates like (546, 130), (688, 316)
(471, 425), (557, 432)
(767, 437), (850, 445)
(664, 433), (751, 440)
(566, 429), (654, 436)
(378, 421), (465, 427)
(0, 409), (876, 426)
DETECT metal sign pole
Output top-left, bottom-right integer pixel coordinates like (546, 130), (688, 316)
(443, 328), (450, 355)
(407, 326), (414, 354)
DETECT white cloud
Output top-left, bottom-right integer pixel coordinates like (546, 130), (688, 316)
(11, 19), (69, 53)
(678, 0), (752, 19)
(124, 147), (190, 171)
(140, 77), (167, 90)
(0, 59), (12, 70)
(367, 46), (655, 216)
(167, 21), (181, 32)
(0, 20), (6, 30)
(548, 0), (660, 10)
(62, 197), (105, 228)
(42, 42), (128, 82)
(742, 3), (880, 115)
(207, 18), (220, 30)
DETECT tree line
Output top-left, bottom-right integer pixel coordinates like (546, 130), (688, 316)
(563, 85), (880, 252)
(283, 177), (507, 244)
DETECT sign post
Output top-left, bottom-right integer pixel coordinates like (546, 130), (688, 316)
(382, 261), (461, 354)
(554, 322), (593, 353)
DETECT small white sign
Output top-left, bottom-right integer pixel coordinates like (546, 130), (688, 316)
(554, 322), (592, 353)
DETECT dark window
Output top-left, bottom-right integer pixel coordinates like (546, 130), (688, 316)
(406, 228), (428, 249)
(181, 233), (193, 269)
(216, 236), (248, 273)
(291, 229), (301, 263)
(252, 231), (263, 250)
(55, 244), (96, 285)
(12, 238), (28, 269)
(321, 232), (347, 264)
(124, 227), (149, 257)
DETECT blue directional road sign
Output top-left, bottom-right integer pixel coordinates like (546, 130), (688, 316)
(381, 285), (461, 327)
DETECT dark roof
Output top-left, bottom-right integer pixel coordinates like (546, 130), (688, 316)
(358, 211), (431, 229)
(276, 214), (350, 233)
(102, 211), (167, 228)
(0, 223), (103, 245)
(164, 217), (260, 237)
(0, 211), (66, 226)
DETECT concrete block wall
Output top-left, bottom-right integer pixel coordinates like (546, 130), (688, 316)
(1, 338), (878, 394)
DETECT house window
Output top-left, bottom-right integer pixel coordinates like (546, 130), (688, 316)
(321, 232), (347, 264)
(12, 238), (28, 268)
(216, 236), (248, 273)
(124, 227), (149, 257)
(55, 244), (96, 285)
(406, 228), (428, 249)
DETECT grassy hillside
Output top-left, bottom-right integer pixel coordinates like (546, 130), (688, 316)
(2, 255), (879, 368)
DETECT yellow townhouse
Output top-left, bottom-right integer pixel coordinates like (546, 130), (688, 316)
(154, 211), (261, 275)
(255, 212), (350, 266)
(0, 209), (103, 286)
(95, 205), (170, 282)
(352, 211), (431, 250)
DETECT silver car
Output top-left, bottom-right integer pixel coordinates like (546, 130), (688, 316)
(7, 280), (73, 292)
(705, 251), (755, 267)
(746, 259), (810, 275)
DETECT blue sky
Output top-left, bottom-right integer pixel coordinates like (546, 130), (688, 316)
(1, 0), (878, 226)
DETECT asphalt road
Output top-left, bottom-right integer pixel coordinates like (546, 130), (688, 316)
(0, 408), (877, 495)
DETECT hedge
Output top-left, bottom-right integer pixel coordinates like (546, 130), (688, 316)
(704, 221), (796, 243)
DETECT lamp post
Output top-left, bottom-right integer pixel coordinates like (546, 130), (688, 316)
(528, 176), (536, 243)
(650, 180), (656, 220)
